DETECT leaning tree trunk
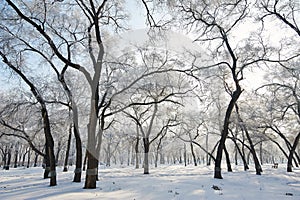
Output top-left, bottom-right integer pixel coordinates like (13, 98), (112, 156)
(236, 104), (262, 175)
(287, 132), (300, 172)
(244, 129), (262, 175)
(0, 53), (57, 186)
(43, 108), (57, 186)
(224, 145), (232, 172)
(230, 136), (249, 171)
(214, 88), (242, 179)
(191, 143), (197, 166)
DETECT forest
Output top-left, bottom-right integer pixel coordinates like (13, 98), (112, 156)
(0, 0), (299, 192)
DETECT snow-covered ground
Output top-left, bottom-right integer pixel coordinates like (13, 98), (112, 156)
(0, 164), (299, 200)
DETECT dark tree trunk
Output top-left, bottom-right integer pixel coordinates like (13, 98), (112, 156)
(63, 126), (72, 172)
(236, 141), (249, 170)
(26, 148), (31, 168)
(235, 104), (262, 175)
(43, 144), (50, 179)
(13, 146), (19, 168)
(229, 129), (249, 170)
(184, 144), (187, 167)
(127, 145), (131, 166)
(287, 132), (300, 172)
(214, 87), (242, 179)
(34, 152), (39, 167)
(83, 150), (87, 171)
(0, 51), (56, 186)
(2, 146), (8, 169)
(135, 128), (140, 169)
(143, 138), (150, 174)
(84, 151), (98, 189)
(73, 124), (82, 182)
(260, 140), (263, 165)
(224, 145), (232, 172)
(205, 133), (209, 165)
(155, 132), (166, 168)
(190, 143), (197, 166)
(5, 146), (11, 170)
(22, 150), (26, 166)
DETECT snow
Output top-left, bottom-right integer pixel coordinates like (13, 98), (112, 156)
(0, 164), (299, 200)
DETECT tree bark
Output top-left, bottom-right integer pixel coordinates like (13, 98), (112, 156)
(214, 89), (242, 179)
(26, 148), (31, 168)
(143, 138), (150, 174)
(0, 52), (56, 186)
(190, 142), (197, 166)
(13, 144), (19, 168)
(224, 145), (232, 172)
(236, 104), (262, 175)
(84, 151), (98, 189)
(63, 126), (72, 172)
(287, 132), (300, 172)
(73, 124), (82, 182)
(229, 135), (249, 171)
(34, 152), (39, 167)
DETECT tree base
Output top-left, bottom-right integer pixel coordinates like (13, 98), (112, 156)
(73, 172), (81, 182)
(214, 167), (223, 179)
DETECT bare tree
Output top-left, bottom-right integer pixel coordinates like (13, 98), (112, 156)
(0, 54), (57, 185)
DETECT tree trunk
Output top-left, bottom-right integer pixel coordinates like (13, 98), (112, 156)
(2, 146), (8, 169)
(0, 52), (56, 186)
(63, 126), (72, 172)
(106, 142), (111, 167)
(190, 142), (197, 166)
(43, 144), (51, 179)
(22, 149), (26, 167)
(84, 151), (98, 189)
(127, 145), (131, 166)
(55, 143), (61, 166)
(83, 150), (87, 171)
(235, 104), (261, 175)
(236, 141), (248, 170)
(155, 147), (159, 168)
(135, 134), (140, 169)
(243, 126), (262, 175)
(224, 145), (232, 172)
(73, 124), (82, 182)
(214, 88), (242, 179)
(143, 138), (150, 174)
(5, 146), (11, 170)
(84, 82), (102, 189)
(183, 144), (187, 167)
(13, 146), (19, 168)
(229, 130), (249, 170)
(34, 152), (39, 167)
(205, 132), (209, 165)
(26, 148), (31, 168)
(260, 140), (263, 165)
(131, 142), (135, 166)
(287, 132), (300, 172)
